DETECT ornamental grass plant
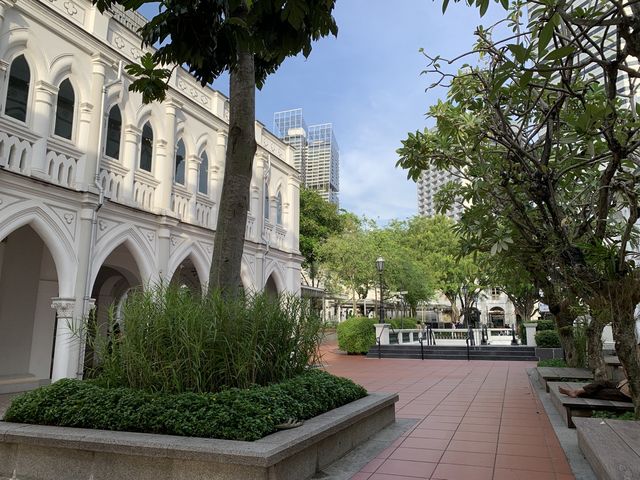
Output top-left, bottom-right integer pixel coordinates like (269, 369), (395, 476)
(83, 284), (323, 394)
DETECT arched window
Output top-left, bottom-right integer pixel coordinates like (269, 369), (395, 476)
(139, 122), (153, 172)
(264, 185), (270, 220)
(54, 79), (75, 139)
(198, 151), (208, 194)
(276, 191), (283, 225)
(174, 139), (186, 184)
(105, 106), (122, 159)
(5, 55), (30, 122)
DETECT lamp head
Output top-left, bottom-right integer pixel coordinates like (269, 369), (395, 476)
(376, 256), (385, 273)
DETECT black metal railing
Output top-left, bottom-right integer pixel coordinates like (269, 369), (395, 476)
(466, 325), (475, 361)
(376, 323), (396, 359)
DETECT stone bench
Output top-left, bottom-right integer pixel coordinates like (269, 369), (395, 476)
(574, 417), (640, 480)
(548, 381), (633, 428)
(536, 367), (593, 392)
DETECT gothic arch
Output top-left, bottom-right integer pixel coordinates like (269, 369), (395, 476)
(0, 203), (76, 296)
(263, 260), (286, 294)
(166, 241), (209, 289)
(90, 226), (156, 289)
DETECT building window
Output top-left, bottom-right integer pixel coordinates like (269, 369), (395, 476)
(491, 287), (500, 296)
(139, 122), (153, 172)
(174, 139), (186, 184)
(105, 106), (122, 159)
(5, 55), (30, 122)
(54, 79), (74, 139)
(264, 186), (270, 220)
(198, 151), (208, 194)
(276, 191), (283, 225)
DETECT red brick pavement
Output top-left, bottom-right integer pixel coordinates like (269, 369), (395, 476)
(320, 342), (574, 480)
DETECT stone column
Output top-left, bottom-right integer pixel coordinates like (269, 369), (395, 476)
(524, 323), (537, 347)
(156, 100), (180, 212)
(288, 177), (300, 253)
(157, 224), (172, 283)
(186, 154), (200, 223)
(82, 54), (110, 188)
(213, 131), (227, 207)
(122, 124), (141, 204)
(50, 297), (79, 380)
(30, 81), (58, 178)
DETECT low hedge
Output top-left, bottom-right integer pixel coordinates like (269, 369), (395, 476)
(2, 370), (367, 441)
(536, 319), (556, 331)
(535, 330), (561, 348)
(337, 317), (375, 353)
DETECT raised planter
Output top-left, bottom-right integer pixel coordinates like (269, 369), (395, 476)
(0, 392), (397, 480)
(535, 347), (564, 360)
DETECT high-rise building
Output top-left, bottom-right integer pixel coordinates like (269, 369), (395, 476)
(274, 109), (339, 205)
(417, 164), (463, 221)
(273, 109), (308, 184)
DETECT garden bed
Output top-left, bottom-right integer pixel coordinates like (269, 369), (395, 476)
(0, 392), (398, 480)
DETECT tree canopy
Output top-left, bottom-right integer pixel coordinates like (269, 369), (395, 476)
(398, 0), (640, 416)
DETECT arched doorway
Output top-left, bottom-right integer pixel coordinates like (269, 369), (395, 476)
(85, 244), (143, 373)
(0, 225), (59, 380)
(170, 257), (202, 293)
(489, 307), (505, 327)
(264, 275), (279, 298)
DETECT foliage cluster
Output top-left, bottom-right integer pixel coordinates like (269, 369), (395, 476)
(537, 358), (567, 368)
(535, 320), (556, 332)
(535, 330), (562, 349)
(337, 317), (376, 354)
(3, 371), (367, 441)
(84, 285), (322, 394)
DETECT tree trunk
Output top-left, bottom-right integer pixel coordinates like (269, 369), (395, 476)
(611, 305), (640, 419)
(586, 319), (607, 381)
(548, 297), (578, 367)
(208, 51), (257, 295)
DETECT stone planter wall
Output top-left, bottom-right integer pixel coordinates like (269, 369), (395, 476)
(0, 392), (397, 480)
(535, 347), (564, 360)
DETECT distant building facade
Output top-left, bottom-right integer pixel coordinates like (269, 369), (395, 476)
(274, 109), (339, 205)
(416, 164), (463, 221)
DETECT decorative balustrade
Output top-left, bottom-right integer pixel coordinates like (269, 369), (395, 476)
(171, 185), (191, 221)
(46, 138), (81, 188)
(377, 327), (518, 346)
(195, 194), (214, 228)
(133, 170), (159, 211)
(98, 157), (128, 202)
(0, 119), (36, 175)
(275, 225), (286, 249)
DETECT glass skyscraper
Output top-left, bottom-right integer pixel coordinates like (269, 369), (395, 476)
(274, 109), (340, 205)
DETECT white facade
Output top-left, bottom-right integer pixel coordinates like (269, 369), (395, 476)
(0, 0), (302, 385)
(416, 165), (463, 221)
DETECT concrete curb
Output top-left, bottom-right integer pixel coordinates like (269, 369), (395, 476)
(0, 392), (398, 480)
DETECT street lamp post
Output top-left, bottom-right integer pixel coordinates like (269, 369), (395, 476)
(376, 257), (385, 323)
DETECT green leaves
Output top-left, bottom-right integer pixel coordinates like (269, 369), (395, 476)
(125, 53), (172, 103)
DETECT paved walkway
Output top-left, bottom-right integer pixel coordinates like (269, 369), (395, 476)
(320, 343), (574, 480)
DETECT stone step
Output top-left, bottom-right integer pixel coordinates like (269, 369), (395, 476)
(0, 375), (49, 394)
(366, 345), (538, 361)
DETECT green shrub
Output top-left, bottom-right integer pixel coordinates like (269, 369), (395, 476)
(337, 317), (375, 353)
(536, 319), (556, 331)
(388, 318), (417, 329)
(3, 370), (367, 441)
(535, 330), (562, 348)
(537, 358), (567, 367)
(519, 323), (527, 345)
(82, 285), (323, 394)
(592, 410), (635, 421)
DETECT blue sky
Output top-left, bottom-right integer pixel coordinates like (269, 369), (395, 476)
(141, 1), (504, 223)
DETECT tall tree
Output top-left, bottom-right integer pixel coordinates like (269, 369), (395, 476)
(94, 0), (338, 294)
(398, 0), (640, 415)
(299, 187), (346, 287)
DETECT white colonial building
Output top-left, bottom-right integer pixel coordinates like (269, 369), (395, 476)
(0, 0), (302, 390)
